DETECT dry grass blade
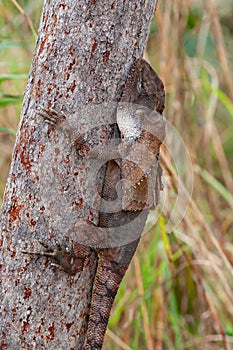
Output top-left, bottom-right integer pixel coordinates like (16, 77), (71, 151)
(205, 0), (233, 100)
(174, 237), (230, 350)
(11, 0), (37, 38)
(106, 329), (133, 350)
(133, 252), (154, 350)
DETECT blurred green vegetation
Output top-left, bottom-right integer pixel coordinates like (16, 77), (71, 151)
(1, 1), (233, 349)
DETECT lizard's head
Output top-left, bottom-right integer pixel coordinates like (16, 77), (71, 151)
(136, 60), (165, 114)
(120, 58), (165, 114)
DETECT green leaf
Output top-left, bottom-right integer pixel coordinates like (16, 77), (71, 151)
(0, 73), (28, 83)
(0, 126), (16, 134)
(198, 167), (233, 208)
(0, 93), (21, 107)
(212, 87), (233, 118)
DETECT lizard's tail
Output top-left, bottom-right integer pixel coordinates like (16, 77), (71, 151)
(84, 258), (127, 350)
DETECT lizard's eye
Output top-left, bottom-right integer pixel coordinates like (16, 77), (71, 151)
(137, 80), (148, 94)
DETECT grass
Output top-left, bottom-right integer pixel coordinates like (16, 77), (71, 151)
(1, 0), (233, 349)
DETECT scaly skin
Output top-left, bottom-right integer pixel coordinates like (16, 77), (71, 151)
(84, 58), (165, 349)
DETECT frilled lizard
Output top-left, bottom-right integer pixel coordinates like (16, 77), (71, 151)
(22, 58), (165, 349)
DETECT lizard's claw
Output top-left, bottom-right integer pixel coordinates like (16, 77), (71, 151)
(37, 108), (66, 126)
(22, 240), (88, 275)
(22, 239), (57, 258)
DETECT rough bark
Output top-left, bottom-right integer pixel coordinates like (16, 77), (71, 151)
(0, 0), (158, 349)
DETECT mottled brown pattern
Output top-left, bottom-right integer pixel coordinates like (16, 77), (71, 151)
(85, 58), (165, 348)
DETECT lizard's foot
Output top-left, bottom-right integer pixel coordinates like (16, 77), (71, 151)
(37, 108), (66, 126)
(22, 240), (89, 275)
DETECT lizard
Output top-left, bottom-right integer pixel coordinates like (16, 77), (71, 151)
(22, 58), (165, 349)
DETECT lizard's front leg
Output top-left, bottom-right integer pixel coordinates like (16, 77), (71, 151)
(22, 240), (90, 275)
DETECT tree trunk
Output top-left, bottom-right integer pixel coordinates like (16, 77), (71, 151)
(0, 0), (158, 349)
